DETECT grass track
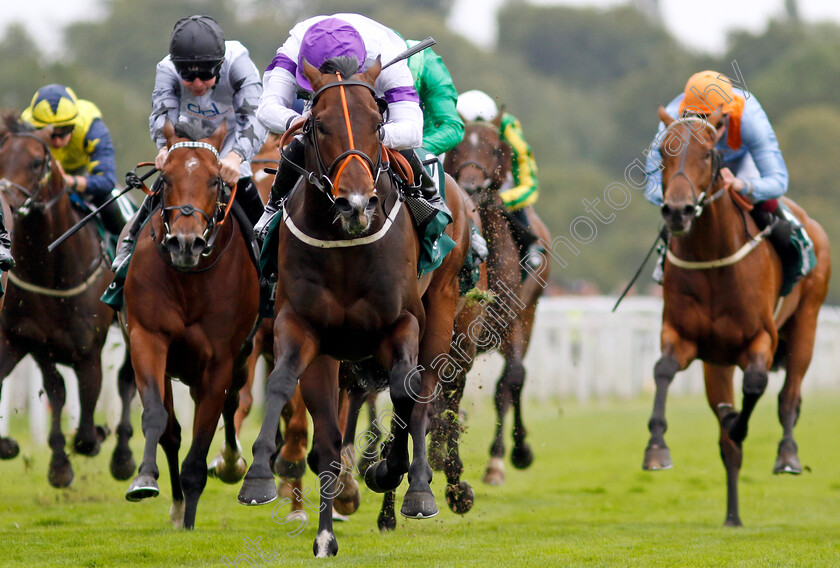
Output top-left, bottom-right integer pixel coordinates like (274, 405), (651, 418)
(2, 393), (840, 567)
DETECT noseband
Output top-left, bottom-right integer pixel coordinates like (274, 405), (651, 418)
(661, 116), (725, 217)
(161, 140), (228, 251)
(0, 132), (68, 216)
(282, 76), (386, 201)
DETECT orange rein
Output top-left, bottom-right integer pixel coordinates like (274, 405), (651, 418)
(331, 73), (374, 196)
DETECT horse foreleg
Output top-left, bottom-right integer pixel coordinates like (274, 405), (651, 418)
(299, 356), (341, 558)
(159, 378), (183, 526)
(208, 370), (248, 485)
(71, 355), (107, 457)
(274, 386), (308, 478)
(0, 341), (25, 460)
(643, 329), (695, 471)
(180, 371), (230, 529)
(365, 313), (420, 495)
(110, 349), (137, 480)
(705, 363), (742, 526)
(442, 361), (474, 515)
(39, 361), (73, 488)
(726, 337), (773, 444)
(332, 389), (361, 517)
(126, 333), (169, 502)
(239, 315), (317, 506)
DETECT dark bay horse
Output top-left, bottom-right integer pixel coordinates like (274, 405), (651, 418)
(0, 114), (135, 486)
(121, 118), (259, 529)
(644, 106), (830, 526)
(237, 57), (471, 557)
(444, 119), (551, 485)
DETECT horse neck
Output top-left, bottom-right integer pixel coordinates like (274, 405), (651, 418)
(670, 186), (749, 262)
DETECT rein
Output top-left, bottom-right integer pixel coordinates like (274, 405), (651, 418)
(0, 132), (70, 216)
(8, 257), (106, 297)
(661, 116), (724, 218)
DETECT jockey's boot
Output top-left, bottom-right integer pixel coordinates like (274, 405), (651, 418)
(399, 149), (444, 210)
(0, 208), (14, 271)
(96, 196), (130, 237)
(234, 178), (266, 228)
(111, 191), (157, 272)
(751, 201), (793, 253)
(255, 138), (305, 240)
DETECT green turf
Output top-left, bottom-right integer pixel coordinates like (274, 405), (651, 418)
(2, 392), (840, 567)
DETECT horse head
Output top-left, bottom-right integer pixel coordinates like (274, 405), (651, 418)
(657, 105), (725, 236)
(302, 56), (384, 236)
(444, 118), (511, 206)
(160, 118), (226, 269)
(0, 113), (64, 217)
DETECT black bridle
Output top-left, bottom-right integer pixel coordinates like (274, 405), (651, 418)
(0, 132), (69, 216)
(281, 78), (387, 201)
(159, 140), (228, 251)
(450, 123), (506, 196)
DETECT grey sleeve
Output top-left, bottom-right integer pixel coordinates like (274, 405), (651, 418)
(149, 61), (182, 149)
(228, 54), (266, 162)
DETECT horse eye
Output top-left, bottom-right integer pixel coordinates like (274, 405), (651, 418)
(705, 151), (713, 160)
(315, 121), (327, 135)
(30, 159), (44, 171)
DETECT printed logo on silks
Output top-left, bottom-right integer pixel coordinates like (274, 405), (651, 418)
(186, 102), (230, 119)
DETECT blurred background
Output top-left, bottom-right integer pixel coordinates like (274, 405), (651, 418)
(3, 0), (840, 302)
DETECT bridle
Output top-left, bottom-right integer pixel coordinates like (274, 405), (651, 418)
(661, 116), (725, 218)
(0, 132), (69, 216)
(159, 140), (230, 251)
(281, 75), (387, 202)
(450, 123), (505, 195)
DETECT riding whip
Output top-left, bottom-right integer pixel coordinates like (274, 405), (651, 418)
(612, 225), (668, 312)
(382, 37), (436, 70)
(47, 164), (158, 252)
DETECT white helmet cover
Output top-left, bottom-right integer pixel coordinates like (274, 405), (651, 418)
(456, 89), (498, 122)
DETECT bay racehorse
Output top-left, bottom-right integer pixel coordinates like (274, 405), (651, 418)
(120, 118), (259, 529)
(0, 113), (136, 486)
(444, 119), (551, 485)
(643, 106), (830, 526)
(237, 57), (472, 557)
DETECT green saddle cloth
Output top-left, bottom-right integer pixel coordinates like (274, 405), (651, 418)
(778, 201), (817, 297)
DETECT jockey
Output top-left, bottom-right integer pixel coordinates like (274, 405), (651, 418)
(456, 89), (540, 252)
(645, 70), (798, 284)
(21, 84), (127, 255)
(404, 39), (464, 156)
(255, 14), (449, 237)
(112, 15), (267, 271)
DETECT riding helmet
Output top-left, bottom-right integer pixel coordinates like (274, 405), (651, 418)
(169, 15), (225, 64)
(457, 90), (499, 122)
(23, 84), (80, 128)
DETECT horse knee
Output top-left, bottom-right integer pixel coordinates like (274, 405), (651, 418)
(503, 361), (526, 390)
(743, 368), (768, 396)
(654, 356), (679, 383)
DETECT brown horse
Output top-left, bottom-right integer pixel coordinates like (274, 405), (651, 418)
(237, 57), (471, 557)
(643, 106), (831, 526)
(444, 119), (551, 485)
(0, 113), (136, 486)
(120, 118), (259, 529)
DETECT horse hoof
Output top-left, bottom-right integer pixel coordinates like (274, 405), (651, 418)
(273, 455), (307, 479)
(445, 481), (475, 515)
(332, 507), (349, 522)
(48, 454), (74, 488)
(125, 474), (159, 501)
(642, 445), (673, 470)
(378, 510), (397, 533)
(110, 447), (136, 481)
(724, 516), (743, 528)
(482, 457), (505, 486)
(238, 477), (277, 505)
(334, 475), (361, 516)
(208, 454), (248, 484)
(773, 455), (802, 475)
(511, 443), (534, 469)
(400, 489), (438, 519)
(0, 437), (20, 459)
(364, 461), (403, 493)
(312, 530), (338, 558)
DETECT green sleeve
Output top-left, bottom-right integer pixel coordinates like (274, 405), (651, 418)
(413, 49), (464, 156)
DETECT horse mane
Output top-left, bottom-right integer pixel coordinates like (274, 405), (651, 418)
(173, 118), (216, 142)
(319, 56), (361, 80)
(1, 111), (34, 135)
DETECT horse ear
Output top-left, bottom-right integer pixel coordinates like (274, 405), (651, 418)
(361, 56), (381, 86)
(34, 125), (53, 146)
(657, 105), (674, 127)
(492, 106), (504, 129)
(163, 119), (177, 147)
(302, 58), (323, 92)
(207, 120), (227, 150)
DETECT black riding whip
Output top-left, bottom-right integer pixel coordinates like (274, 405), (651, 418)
(47, 165), (158, 252)
(612, 225), (669, 312)
(382, 37), (436, 70)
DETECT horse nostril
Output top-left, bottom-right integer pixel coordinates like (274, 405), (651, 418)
(661, 204), (672, 217)
(366, 195), (379, 214)
(682, 205), (695, 217)
(165, 235), (181, 253)
(191, 237), (207, 256)
(334, 197), (353, 218)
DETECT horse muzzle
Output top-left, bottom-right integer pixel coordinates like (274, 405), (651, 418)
(334, 194), (378, 236)
(165, 232), (208, 269)
(660, 202), (696, 236)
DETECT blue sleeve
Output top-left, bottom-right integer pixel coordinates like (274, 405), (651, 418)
(84, 118), (117, 198)
(738, 99), (788, 202)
